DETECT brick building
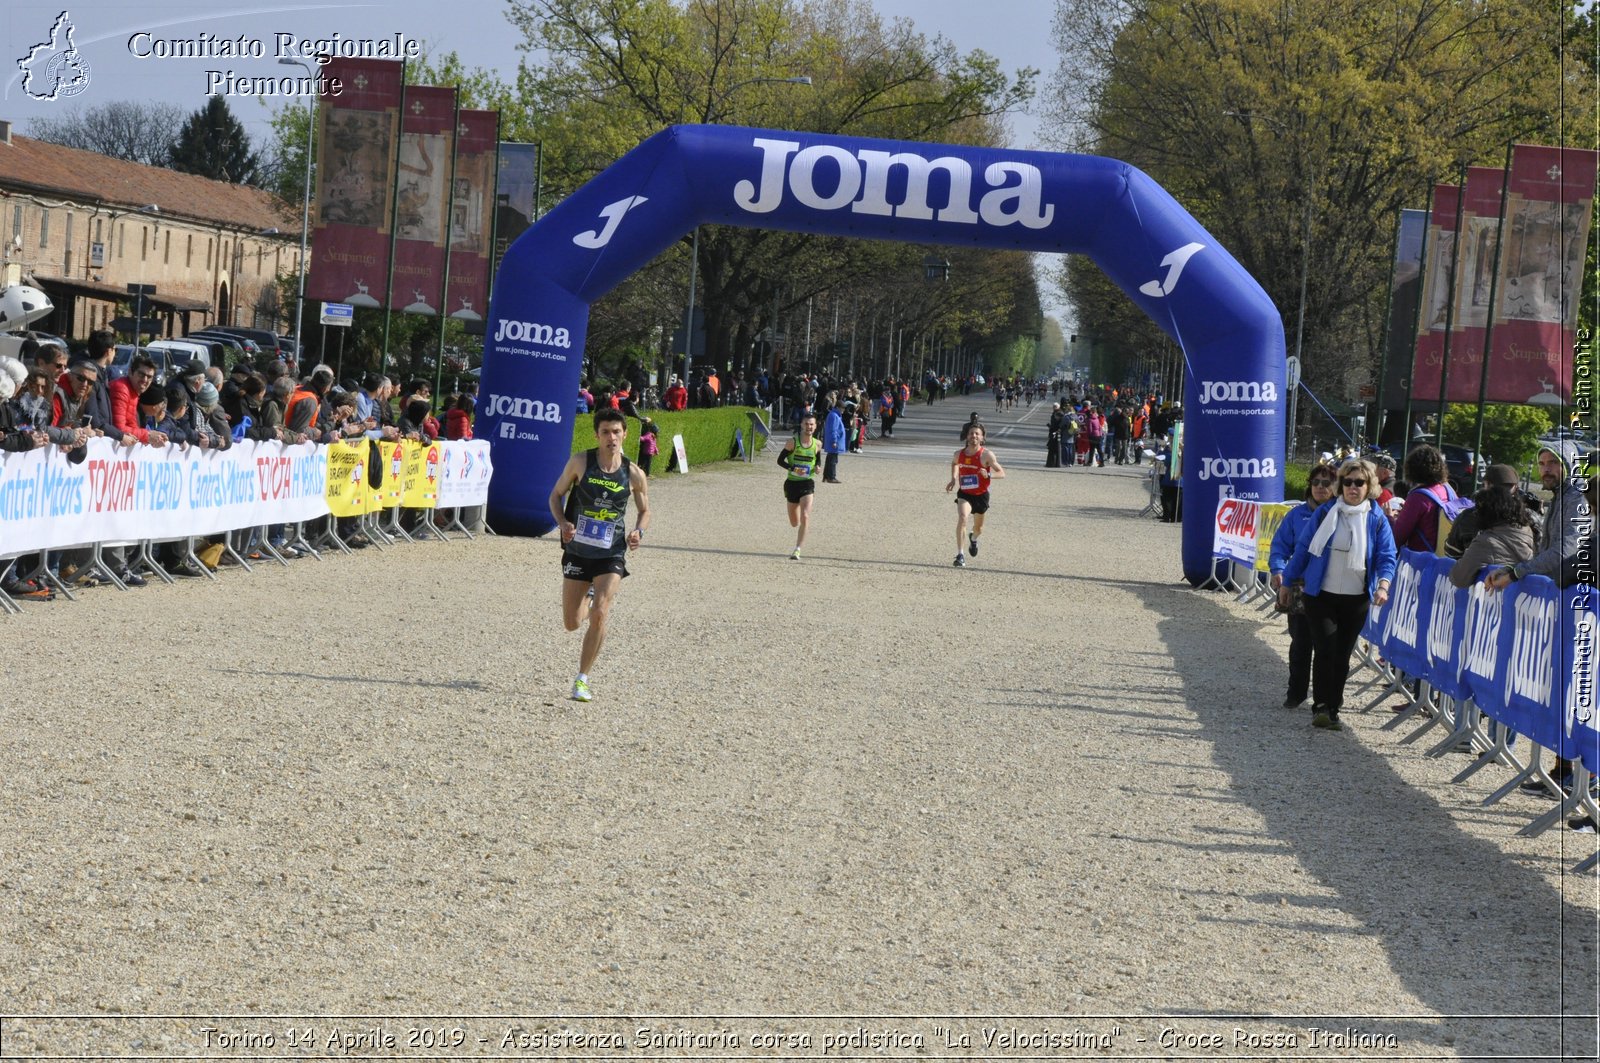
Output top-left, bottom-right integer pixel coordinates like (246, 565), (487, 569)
(0, 118), (300, 342)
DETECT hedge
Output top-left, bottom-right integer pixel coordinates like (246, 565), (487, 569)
(569, 406), (774, 467)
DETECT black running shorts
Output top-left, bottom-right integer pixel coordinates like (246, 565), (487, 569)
(956, 490), (990, 515)
(784, 478), (816, 504)
(561, 550), (629, 582)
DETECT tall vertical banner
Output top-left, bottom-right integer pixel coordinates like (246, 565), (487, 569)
(306, 58), (404, 308)
(1411, 167), (1506, 404)
(1380, 208), (1429, 412)
(388, 85), (457, 316)
(1488, 144), (1599, 405)
(444, 110), (499, 322)
(493, 142), (540, 280)
(1410, 183), (1460, 414)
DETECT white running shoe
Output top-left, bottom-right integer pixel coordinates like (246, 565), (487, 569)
(571, 678), (593, 702)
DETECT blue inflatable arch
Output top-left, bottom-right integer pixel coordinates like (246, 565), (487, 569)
(480, 125), (1285, 584)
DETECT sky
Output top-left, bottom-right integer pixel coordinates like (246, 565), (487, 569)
(2, 0), (1069, 322)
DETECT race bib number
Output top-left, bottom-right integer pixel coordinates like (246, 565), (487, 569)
(574, 515), (618, 549)
(960, 473), (980, 491)
(793, 463), (812, 477)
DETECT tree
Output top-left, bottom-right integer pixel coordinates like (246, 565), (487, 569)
(1440, 402), (1552, 469)
(413, 0), (1036, 380)
(28, 101), (185, 166)
(1046, 0), (1597, 396)
(168, 97), (260, 185)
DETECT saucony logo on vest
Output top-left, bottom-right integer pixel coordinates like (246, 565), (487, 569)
(494, 319), (572, 347)
(733, 137), (1056, 230)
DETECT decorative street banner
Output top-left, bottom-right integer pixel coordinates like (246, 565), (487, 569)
(1488, 144), (1599, 406)
(1409, 166), (1505, 405)
(494, 142), (540, 280)
(306, 58), (403, 308)
(1253, 502), (1294, 573)
(1211, 495), (1261, 566)
(324, 441), (368, 516)
(1380, 208), (1429, 413)
(445, 110), (499, 322)
(436, 439), (492, 508)
(401, 440), (443, 508)
(1410, 182), (1462, 407)
(482, 125), (1286, 585)
(0, 440), (326, 554)
(389, 84), (457, 316)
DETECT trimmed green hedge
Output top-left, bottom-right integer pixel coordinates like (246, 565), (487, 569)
(569, 406), (774, 467)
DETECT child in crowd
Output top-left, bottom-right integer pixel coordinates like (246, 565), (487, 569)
(638, 419), (659, 475)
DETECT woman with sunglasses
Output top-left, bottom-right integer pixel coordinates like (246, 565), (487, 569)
(1279, 459), (1398, 730)
(1267, 462), (1340, 708)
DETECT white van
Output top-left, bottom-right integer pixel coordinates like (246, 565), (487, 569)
(148, 338), (215, 370)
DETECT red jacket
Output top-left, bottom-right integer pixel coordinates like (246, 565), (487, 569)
(444, 408), (473, 440)
(664, 384), (688, 411)
(108, 377), (156, 443)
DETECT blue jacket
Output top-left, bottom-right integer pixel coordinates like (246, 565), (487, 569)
(823, 408), (846, 454)
(1283, 501), (1398, 598)
(1267, 500), (1318, 576)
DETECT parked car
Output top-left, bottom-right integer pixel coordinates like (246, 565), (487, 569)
(148, 337), (218, 370)
(109, 344), (179, 385)
(1384, 440), (1484, 493)
(205, 325), (286, 361)
(185, 331), (253, 368)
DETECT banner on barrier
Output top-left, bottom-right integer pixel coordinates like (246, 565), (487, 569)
(1254, 503), (1294, 573)
(402, 442), (442, 508)
(0, 439), (327, 555)
(437, 439), (493, 508)
(324, 442), (369, 517)
(1212, 496), (1261, 566)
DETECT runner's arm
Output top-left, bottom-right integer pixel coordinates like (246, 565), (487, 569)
(946, 451), (961, 492)
(628, 463), (650, 550)
(777, 441), (794, 469)
(986, 451), (1006, 478)
(547, 455), (586, 542)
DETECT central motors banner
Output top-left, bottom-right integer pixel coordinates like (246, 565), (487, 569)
(0, 439), (492, 554)
(0, 439), (326, 554)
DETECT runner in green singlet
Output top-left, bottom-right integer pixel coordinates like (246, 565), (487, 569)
(778, 411), (822, 560)
(548, 407), (651, 702)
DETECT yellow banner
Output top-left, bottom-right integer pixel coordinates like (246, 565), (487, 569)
(324, 441), (368, 517)
(401, 441), (442, 509)
(1254, 502), (1297, 572)
(373, 440), (402, 511)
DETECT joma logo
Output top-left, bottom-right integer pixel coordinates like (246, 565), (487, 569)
(1199, 380), (1279, 404)
(733, 138), (1055, 230)
(1197, 457), (1277, 481)
(494, 319), (572, 347)
(487, 394), (563, 424)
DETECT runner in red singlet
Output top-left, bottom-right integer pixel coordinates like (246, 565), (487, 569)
(945, 423), (1005, 568)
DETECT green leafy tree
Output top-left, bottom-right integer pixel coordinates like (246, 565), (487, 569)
(1047, 0), (1596, 398)
(411, 0), (1035, 380)
(1440, 402), (1552, 469)
(168, 97), (260, 185)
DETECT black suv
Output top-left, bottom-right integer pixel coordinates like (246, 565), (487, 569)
(1384, 441), (1484, 492)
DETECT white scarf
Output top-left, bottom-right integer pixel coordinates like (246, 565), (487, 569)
(1308, 499), (1371, 574)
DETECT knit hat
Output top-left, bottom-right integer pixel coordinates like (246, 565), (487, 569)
(139, 385), (165, 407)
(1538, 439), (1586, 478)
(196, 382), (219, 408)
(183, 360), (207, 380)
(1484, 463), (1519, 488)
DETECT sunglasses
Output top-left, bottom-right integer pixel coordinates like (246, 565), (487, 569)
(1341, 477), (1368, 488)
(1309, 477), (1336, 487)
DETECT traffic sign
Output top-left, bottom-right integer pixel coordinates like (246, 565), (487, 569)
(1285, 355), (1301, 391)
(320, 301), (354, 327)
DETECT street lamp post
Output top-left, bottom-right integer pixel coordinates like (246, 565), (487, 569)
(130, 204), (159, 347)
(280, 54), (317, 357)
(1224, 109), (1313, 464)
(683, 75), (811, 384)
